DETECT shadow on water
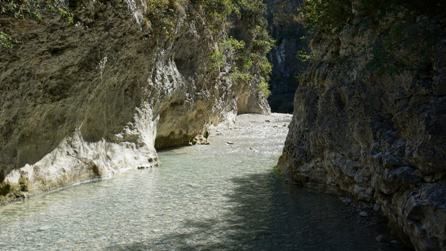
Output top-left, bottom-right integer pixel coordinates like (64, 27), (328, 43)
(107, 171), (410, 251)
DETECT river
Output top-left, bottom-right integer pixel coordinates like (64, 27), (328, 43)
(0, 114), (407, 250)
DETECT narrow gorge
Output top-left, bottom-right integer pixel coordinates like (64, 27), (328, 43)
(1, 0), (445, 250)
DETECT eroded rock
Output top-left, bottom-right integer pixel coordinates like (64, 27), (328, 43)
(0, 2), (269, 201)
(278, 7), (446, 251)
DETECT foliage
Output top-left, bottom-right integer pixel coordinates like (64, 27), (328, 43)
(210, 37), (245, 68)
(296, 0), (444, 75)
(259, 80), (271, 98)
(366, 20), (437, 75)
(204, 0), (274, 97)
(0, 0), (74, 23)
(196, 0), (238, 33)
(296, 0), (351, 33)
(143, 0), (180, 43)
(297, 0), (444, 34)
(355, 0), (444, 17)
(0, 32), (16, 48)
(0, 181), (24, 205)
(0, 0), (274, 96)
(231, 0), (274, 97)
(297, 48), (310, 62)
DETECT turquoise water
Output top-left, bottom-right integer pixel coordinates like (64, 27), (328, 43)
(0, 115), (405, 250)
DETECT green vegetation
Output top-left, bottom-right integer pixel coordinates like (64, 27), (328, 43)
(0, 181), (24, 205)
(259, 80), (271, 97)
(205, 0), (274, 97)
(296, 0), (351, 34)
(0, 0), (274, 95)
(141, 0), (275, 97)
(297, 0), (444, 33)
(0, 0), (74, 23)
(365, 17), (438, 75)
(210, 37), (245, 69)
(296, 0), (444, 75)
(142, 0), (183, 43)
(0, 31), (16, 48)
(297, 48), (310, 62)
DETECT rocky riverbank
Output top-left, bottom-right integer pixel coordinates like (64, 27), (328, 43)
(278, 2), (446, 250)
(0, 113), (410, 251)
(209, 113), (410, 250)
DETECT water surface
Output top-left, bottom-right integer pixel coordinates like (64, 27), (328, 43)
(0, 114), (402, 250)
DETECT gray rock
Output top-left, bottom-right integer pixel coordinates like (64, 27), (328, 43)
(359, 211), (368, 217)
(342, 197), (352, 205)
(276, 8), (446, 251)
(0, 2), (270, 197)
(373, 204), (381, 211)
(376, 235), (388, 243)
(264, 0), (306, 113)
(390, 240), (401, 246)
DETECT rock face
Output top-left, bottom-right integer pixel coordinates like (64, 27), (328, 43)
(0, 2), (269, 199)
(264, 0), (307, 113)
(278, 5), (446, 251)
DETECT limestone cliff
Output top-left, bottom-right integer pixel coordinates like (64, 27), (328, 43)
(278, 2), (446, 250)
(264, 0), (307, 113)
(0, 0), (270, 202)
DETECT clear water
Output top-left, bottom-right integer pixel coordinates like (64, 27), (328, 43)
(0, 115), (402, 250)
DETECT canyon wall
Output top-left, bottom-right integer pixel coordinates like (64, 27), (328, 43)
(0, 0), (270, 202)
(278, 2), (446, 250)
(264, 0), (306, 113)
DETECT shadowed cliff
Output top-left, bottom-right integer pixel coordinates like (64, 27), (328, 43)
(278, 1), (446, 250)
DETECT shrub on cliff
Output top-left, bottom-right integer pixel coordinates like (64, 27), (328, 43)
(297, 0), (445, 74)
(0, 0), (274, 95)
(297, 0), (444, 33)
(204, 0), (274, 97)
(0, 0), (73, 22)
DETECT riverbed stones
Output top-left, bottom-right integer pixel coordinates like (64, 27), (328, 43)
(359, 211), (368, 217)
(342, 197), (352, 205)
(0, 113), (404, 251)
(373, 204), (380, 211)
